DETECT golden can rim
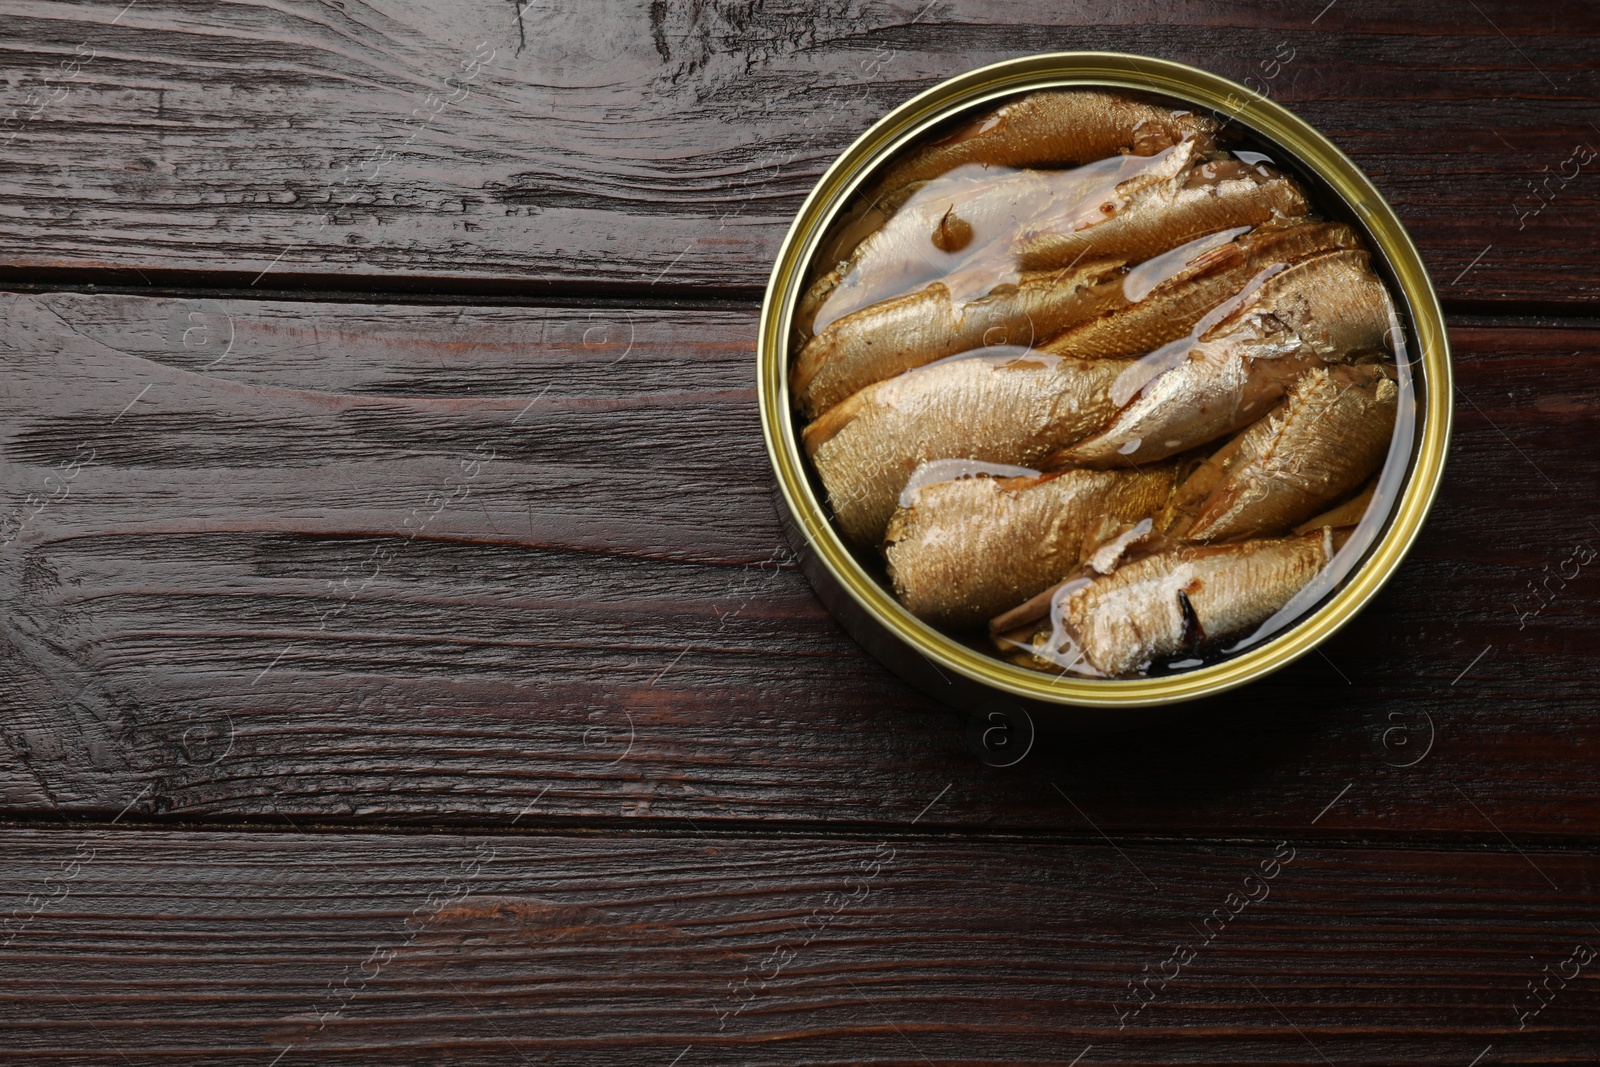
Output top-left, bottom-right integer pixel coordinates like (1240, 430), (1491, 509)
(758, 52), (1453, 709)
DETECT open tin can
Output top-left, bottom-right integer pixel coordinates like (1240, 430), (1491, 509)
(758, 52), (1451, 729)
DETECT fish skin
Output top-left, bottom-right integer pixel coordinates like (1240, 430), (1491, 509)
(885, 463), (1183, 628)
(811, 184), (923, 285)
(1011, 164), (1309, 275)
(805, 147), (1195, 338)
(806, 166), (1065, 333)
(1211, 249), (1393, 360)
(1156, 404), (1282, 535)
(805, 353), (1130, 545)
(1053, 249), (1393, 467)
(1040, 221), (1361, 362)
(797, 179), (938, 336)
(1013, 533), (1331, 676)
(864, 88), (1222, 204)
(792, 260), (1127, 420)
(1182, 365), (1399, 542)
(1294, 480), (1378, 535)
(1052, 346), (1326, 468)
(796, 264), (846, 340)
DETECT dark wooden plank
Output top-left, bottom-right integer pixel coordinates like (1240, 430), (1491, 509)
(2, 290), (1598, 840)
(0, 762), (52, 809)
(2, 1), (1599, 304)
(0, 827), (1597, 1064)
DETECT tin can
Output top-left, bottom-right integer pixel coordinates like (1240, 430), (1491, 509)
(758, 52), (1451, 729)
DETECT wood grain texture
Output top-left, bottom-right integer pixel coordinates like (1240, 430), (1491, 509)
(2, 0), (1599, 304)
(4, 6), (1598, 1060)
(1, 828), (1597, 1065)
(2, 290), (1597, 840)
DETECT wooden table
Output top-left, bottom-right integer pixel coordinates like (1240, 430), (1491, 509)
(3, 2), (1597, 1062)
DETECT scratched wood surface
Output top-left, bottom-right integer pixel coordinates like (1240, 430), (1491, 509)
(1, 290), (1596, 844)
(3, 0), (1599, 1063)
(1, 829), (1597, 1065)
(2, 0), (1599, 304)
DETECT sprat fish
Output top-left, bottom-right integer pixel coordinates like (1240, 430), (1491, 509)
(792, 259), (1127, 419)
(802, 146), (1195, 338)
(804, 351), (1129, 545)
(885, 462), (1184, 627)
(1011, 156), (1308, 275)
(997, 532), (1332, 676)
(1176, 364), (1398, 542)
(863, 88), (1222, 205)
(1041, 220), (1360, 362)
(1054, 249), (1392, 466)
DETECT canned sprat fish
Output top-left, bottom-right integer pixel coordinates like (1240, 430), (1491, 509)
(758, 53), (1450, 728)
